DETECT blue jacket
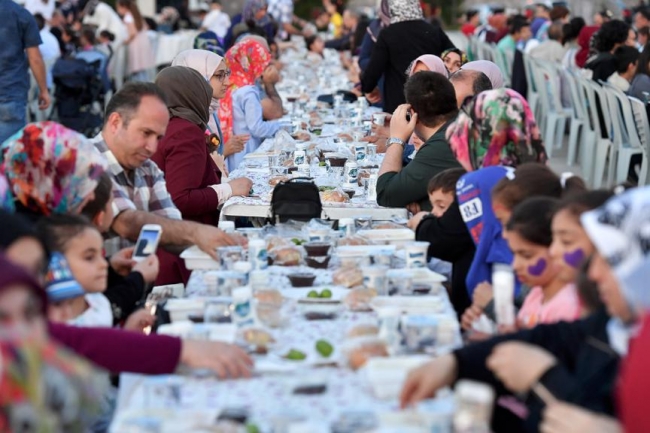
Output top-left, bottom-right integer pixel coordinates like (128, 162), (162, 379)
(456, 166), (521, 297)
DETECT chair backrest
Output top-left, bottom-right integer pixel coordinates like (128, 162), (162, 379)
(578, 77), (602, 137)
(590, 81), (616, 141)
(522, 53), (537, 94)
(629, 97), (650, 153)
(563, 69), (588, 120)
(530, 58), (552, 113)
(539, 62), (565, 114)
(600, 83), (628, 147)
(610, 84), (643, 150)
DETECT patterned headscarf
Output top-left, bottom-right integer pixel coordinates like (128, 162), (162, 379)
(407, 55), (448, 77)
(446, 88), (547, 171)
(0, 174), (14, 212)
(218, 38), (272, 144)
(243, 0), (270, 25)
(582, 186), (650, 315)
(442, 48), (468, 66)
(0, 122), (107, 216)
(388, 0), (423, 24)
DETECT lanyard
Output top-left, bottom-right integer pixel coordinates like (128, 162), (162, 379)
(207, 113), (224, 154)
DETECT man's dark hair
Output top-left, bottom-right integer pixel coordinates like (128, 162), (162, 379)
(636, 7), (650, 22)
(81, 27), (96, 46)
(80, 172), (113, 221)
(33, 13), (45, 31)
(404, 71), (458, 128)
(550, 5), (569, 22)
(466, 10), (479, 21)
(100, 30), (115, 42)
(595, 20), (631, 53)
(104, 82), (168, 127)
(639, 26), (650, 39)
(562, 17), (585, 44)
(547, 22), (563, 42)
(449, 69), (493, 97)
(614, 45), (640, 74)
(637, 43), (650, 76)
(508, 14), (529, 35)
(427, 168), (466, 195)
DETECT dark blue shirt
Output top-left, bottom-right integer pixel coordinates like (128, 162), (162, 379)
(0, 0), (41, 103)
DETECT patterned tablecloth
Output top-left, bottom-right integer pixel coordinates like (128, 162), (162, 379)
(112, 264), (461, 432)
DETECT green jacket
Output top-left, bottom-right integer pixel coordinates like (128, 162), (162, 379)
(377, 121), (461, 211)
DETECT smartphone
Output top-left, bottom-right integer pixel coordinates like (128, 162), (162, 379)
(132, 224), (162, 262)
(405, 110), (412, 122)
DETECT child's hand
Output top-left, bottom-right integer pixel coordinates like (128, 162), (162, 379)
(124, 308), (156, 333)
(407, 211), (429, 230)
(133, 254), (159, 284)
(110, 247), (136, 276)
(473, 282), (494, 309)
(461, 304), (483, 331)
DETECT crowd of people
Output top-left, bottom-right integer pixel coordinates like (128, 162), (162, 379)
(1, 0), (650, 430)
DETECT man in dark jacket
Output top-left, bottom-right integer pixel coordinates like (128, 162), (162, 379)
(377, 71), (462, 213)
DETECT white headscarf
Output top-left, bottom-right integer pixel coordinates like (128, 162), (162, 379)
(388, 0), (423, 24)
(462, 60), (505, 89)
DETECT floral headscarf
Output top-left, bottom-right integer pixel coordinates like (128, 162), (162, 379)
(0, 174), (14, 212)
(446, 88), (547, 171)
(0, 122), (107, 216)
(218, 39), (272, 144)
(388, 0), (423, 24)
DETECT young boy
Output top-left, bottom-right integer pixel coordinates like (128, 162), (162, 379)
(408, 168), (466, 229)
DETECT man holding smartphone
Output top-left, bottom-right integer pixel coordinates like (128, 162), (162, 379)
(377, 72), (462, 213)
(92, 82), (245, 284)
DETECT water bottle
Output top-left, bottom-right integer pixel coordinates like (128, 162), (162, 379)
(453, 380), (494, 433)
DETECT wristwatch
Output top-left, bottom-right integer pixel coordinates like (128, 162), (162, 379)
(386, 137), (405, 148)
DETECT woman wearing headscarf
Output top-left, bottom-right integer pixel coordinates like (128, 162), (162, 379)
(446, 88), (547, 172)
(172, 49), (251, 172)
(219, 38), (281, 171)
(224, 0), (274, 49)
(0, 122), (107, 219)
(407, 54), (449, 76)
(441, 48), (468, 74)
(360, 0), (455, 113)
(401, 187), (650, 433)
(462, 60), (505, 88)
(152, 66), (252, 227)
(0, 254), (106, 432)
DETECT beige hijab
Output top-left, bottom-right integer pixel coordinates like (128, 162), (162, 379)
(172, 49), (224, 81)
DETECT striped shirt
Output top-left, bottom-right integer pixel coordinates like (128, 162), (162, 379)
(91, 134), (181, 253)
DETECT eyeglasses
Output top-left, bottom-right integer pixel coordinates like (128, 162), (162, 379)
(213, 69), (231, 82)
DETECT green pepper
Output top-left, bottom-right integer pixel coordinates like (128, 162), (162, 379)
(315, 340), (333, 358)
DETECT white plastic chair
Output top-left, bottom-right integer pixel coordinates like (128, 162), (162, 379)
(588, 82), (616, 188)
(562, 69), (588, 166)
(629, 97), (650, 185)
(522, 53), (540, 121)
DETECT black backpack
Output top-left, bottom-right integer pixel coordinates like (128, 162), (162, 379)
(270, 178), (322, 223)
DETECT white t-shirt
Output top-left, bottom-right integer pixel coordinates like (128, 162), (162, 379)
(68, 293), (113, 327)
(202, 9), (231, 39)
(39, 29), (61, 88)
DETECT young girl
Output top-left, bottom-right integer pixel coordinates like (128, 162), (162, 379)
(38, 214), (154, 331)
(505, 197), (581, 327)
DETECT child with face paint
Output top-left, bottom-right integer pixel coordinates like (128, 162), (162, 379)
(506, 198), (581, 328)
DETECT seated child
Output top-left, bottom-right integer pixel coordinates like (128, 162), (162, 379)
(38, 214), (155, 332)
(408, 168), (466, 229)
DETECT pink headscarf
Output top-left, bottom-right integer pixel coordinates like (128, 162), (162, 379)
(408, 55), (449, 77)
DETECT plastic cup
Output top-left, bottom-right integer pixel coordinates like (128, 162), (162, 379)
(404, 241), (430, 268)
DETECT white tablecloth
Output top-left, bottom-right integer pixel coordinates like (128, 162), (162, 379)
(154, 31), (199, 67)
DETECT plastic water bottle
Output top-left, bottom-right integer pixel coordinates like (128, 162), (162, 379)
(453, 380), (494, 433)
(232, 286), (255, 327)
(492, 264), (515, 326)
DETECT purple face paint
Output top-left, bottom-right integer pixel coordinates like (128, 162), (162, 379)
(563, 248), (585, 268)
(527, 258), (547, 276)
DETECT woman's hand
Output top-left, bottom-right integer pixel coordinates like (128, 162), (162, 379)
(472, 282), (494, 309)
(486, 342), (557, 393)
(228, 177), (253, 197)
(123, 308), (156, 333)
(109, 247), (136, 277)
(180, 340), (253, 379)
(541, 403), (622, 433)
(132, 254), (160, 284)
(400, 354), (458, 408)
(223, 134), (250, 158)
